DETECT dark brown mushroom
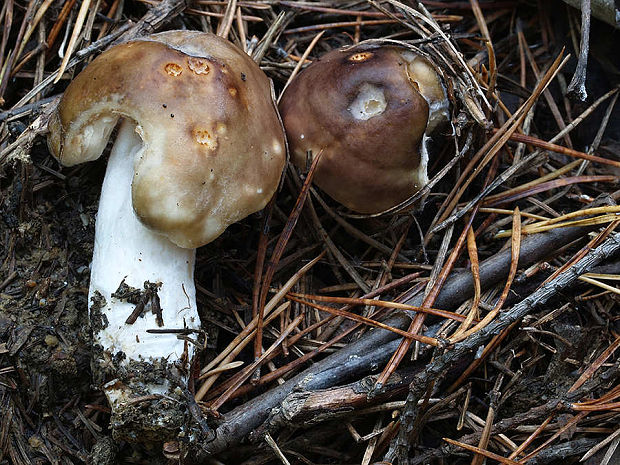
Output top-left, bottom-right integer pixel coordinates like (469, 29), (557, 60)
(279, 44), (449, 214)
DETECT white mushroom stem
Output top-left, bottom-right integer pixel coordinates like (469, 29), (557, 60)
(90, 119), (199, 407)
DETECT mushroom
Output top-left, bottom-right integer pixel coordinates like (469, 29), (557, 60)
(279, 44), (449, 214)
(48, 31), (286, 440)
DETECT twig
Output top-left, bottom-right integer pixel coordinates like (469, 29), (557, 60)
(254, 150), (323, 378)
(264, 433), (291, 465)
(566, 0), (591, 100)
(194, 195), (617, 458)
(255, 368), (418, 436)
(113, 0), (188, 44)
(54, 0), (91, 84)
(385, 231), (620, 463)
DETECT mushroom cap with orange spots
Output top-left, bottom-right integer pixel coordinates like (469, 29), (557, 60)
(279, 44), (447, 214)
(48, 31), (286, 248)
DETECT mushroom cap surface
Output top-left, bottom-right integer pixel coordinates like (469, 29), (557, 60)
(279, 44), (447, 214)
(48, 31), (286, 248)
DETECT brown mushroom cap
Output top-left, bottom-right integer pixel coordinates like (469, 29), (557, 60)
(279, 44), (447, 214)
(48, 31), (286, 248)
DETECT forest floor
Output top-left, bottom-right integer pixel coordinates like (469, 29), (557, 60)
(0, 1), (619, 464)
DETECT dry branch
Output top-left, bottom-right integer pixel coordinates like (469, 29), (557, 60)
(196, 196), (618, 457)
(386, 230), (620, 463)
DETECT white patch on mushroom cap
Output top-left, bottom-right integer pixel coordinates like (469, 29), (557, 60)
(271, 139), (283, 155)
(348, 83), (387, 121)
